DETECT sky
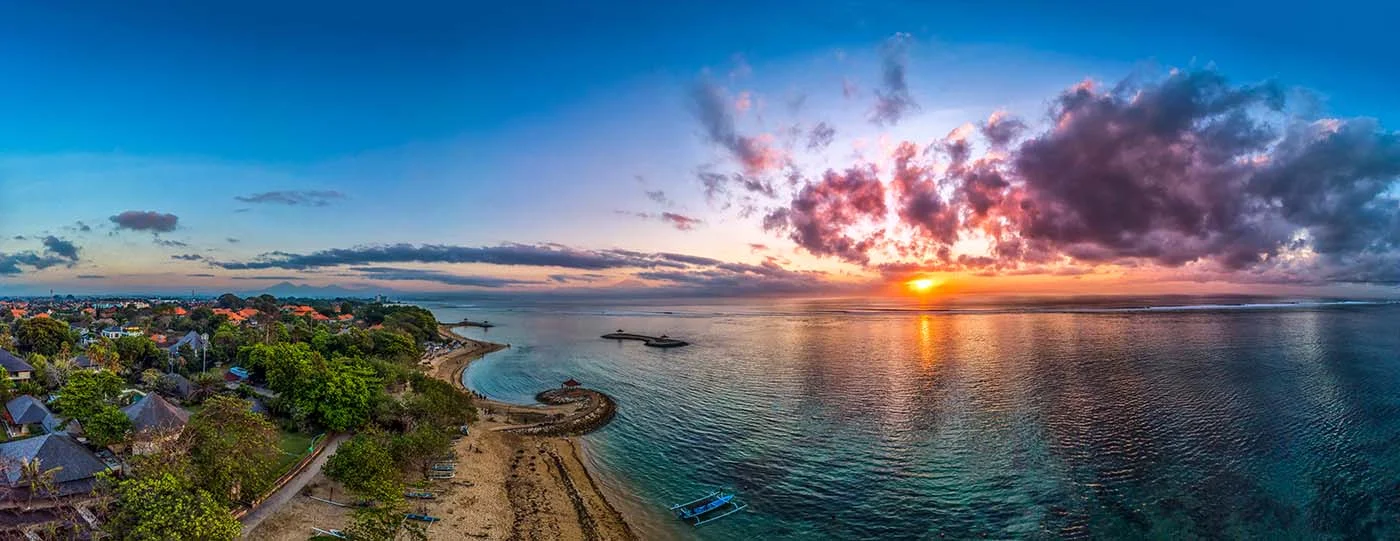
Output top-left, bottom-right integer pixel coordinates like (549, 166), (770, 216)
(1, 0), (1398, 298)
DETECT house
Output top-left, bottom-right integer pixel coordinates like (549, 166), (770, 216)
(2, 395), (73, 438)
(159, 373), (193, 401)
(0, 350), (34, 381)
(212, 308), (248, 324)
(165, 331), (210, 361)
(4, 395), (51, 438)
(122, 393), (190, 454)
(0, 434), (110, 498)
(71, 355), (100, 371)
(100, 326), (142, 340)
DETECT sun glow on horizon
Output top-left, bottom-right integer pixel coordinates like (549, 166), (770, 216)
(906, 277), (942, 294)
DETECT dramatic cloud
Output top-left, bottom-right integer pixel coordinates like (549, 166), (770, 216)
(226, 238), (241, 244)
(213, 243), (726, 271)
(764, 165), (887, 264)
(756, 66), (1400, 284)
(41, 236), (79, 261)
(352, 267), (540, 288)
(186, 273), (218, 278)
(980, 111), (1027, 148)
(234, 190), (348, 207)
(110, 211), (179, 233)
(171, 254), (205, 261)
(75, 275), (107, 279)
(0, 252), (68, 275)
(154, 239), (189, 248)
(635, 258), (848, 296)
(870, 33), (918, 126)
(691, 77), (783, 173)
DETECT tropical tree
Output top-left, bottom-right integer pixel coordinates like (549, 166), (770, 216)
(140, 368), (164, 389)
(0, 367), (13, 402)
(114, 335), (164, 373)
(54, 370), (125, 426)
(393, 425), (453, 479)
(369, 329), (418, 363)
(86, 340), (123, 372)
(84, 405), (134, 447)
(18, 458), (62, 504)
(216, 293), (244, 310)
(15, 316), (72, 356)
(181, 395), (280, 505)
(189, 372), (223, 403)
(348, 502), (426, 541)
(325, 430), (402, 502)
(105, 470), (240, 541)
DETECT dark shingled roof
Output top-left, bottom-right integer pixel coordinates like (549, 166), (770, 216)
(5, 396), (51, 426)
(121, 393), (190, 433)
(161, 373), (192, 399)
(0, 434), (107, 487)
(72, 355), (97, 369)
(0, 349), (33, 375)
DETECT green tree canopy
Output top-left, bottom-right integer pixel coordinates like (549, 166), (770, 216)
(15, 317), (73, 357)
(324, 430), (402, 502)
(181, 395), (281, 505)
(54, 369), (125, 425)
(216, 293), (244, 310)
(105, 470), (241, 541)
(114, 335), (165, 373)
(85, 405), (133, 447)
(245, 343), (381, 432)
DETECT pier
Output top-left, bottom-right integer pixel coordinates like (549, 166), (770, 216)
(601, 331), (690, 348)
(457, 319), (496, 329)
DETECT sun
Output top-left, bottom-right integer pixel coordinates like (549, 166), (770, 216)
(906, 278), (940, 294)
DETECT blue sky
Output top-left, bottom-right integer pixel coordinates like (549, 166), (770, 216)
(2, 1), (1398, 297)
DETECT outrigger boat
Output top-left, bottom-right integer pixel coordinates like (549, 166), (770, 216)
(669, 490), (747, 526)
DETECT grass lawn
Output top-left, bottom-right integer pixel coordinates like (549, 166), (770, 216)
(271, 430), (319, 478)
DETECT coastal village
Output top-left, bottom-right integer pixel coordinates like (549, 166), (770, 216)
(0, 294), (635, 541)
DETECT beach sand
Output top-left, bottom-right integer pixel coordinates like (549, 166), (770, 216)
(244, 473), (352, 540)
(249, 327), (637, 541)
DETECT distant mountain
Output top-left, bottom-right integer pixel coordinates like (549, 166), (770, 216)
(242, 281), (390, 299)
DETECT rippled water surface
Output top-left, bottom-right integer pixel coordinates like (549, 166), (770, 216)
(422, 298), (1400, 540)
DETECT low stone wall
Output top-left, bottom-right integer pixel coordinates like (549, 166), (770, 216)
(232, 433), (331, 520)
(499, 389), (617, 437)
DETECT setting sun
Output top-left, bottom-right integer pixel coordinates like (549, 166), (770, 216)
(907, 278), (940, 293)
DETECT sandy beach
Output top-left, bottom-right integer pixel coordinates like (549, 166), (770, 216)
(248, 327), (637, 541)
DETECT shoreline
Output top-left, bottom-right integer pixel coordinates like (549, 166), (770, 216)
(426, 325), (638, 541)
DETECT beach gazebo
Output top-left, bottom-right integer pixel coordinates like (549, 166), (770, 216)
(562, 378), (581, 388)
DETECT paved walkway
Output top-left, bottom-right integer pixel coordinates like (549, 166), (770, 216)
(240, 433), (349, 538)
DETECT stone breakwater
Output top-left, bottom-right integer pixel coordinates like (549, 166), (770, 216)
(600, 332), (690, 348)
(498, 388), (619, 437)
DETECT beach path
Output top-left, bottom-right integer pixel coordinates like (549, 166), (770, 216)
(241, 433), (349, 538)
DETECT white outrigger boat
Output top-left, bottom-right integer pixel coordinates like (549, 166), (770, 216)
(669, 490), (747, 526)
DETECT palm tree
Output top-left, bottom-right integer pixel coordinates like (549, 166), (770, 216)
(19, 458), (62, 505)
(190, 371), (223, 402)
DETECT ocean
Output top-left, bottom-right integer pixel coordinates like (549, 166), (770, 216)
(419, 296), (1400, 540)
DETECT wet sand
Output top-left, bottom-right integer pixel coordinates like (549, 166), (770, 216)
(420, 327), (636, 541)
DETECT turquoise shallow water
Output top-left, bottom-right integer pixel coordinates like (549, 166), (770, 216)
(422, 297), (1400, 540)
